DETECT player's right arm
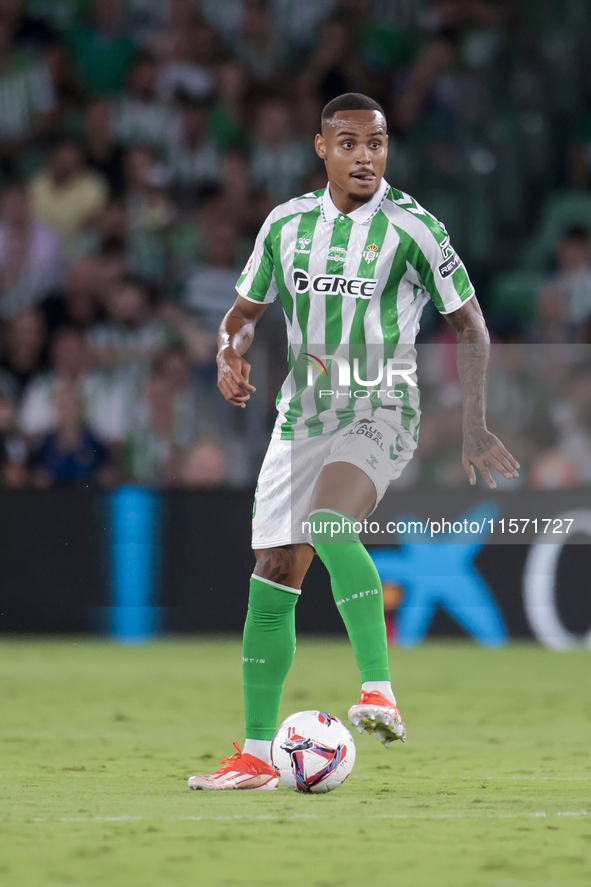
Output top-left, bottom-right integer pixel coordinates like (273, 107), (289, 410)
(217, 296), (268, 407)
(219, 208), (279, 407)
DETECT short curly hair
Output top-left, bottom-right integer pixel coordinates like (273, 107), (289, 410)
(321, 93), (385, 122)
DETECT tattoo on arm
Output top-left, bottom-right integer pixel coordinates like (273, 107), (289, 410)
(445, 298), (494, 456)
(234, 323), (253, 351)
(218, 298), (267, 357)
(219, 315), (255, 357)
(445, 298), (488, 345)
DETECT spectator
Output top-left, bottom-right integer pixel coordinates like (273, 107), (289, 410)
(19, 0), (88, 32)
(166, 94), (220, 193)
(143, 0), (198, 62)
(123, 0), (169, 43)
(537, 226), (591, 343)
(0, 386), (27, 486)
(63, 0), (137, 96)
(18, 324), (132, 444)
(9, 0), (85, 118)
(114, 52), (182, 157)
(0, 0), (57, 47)
(124, 343), (223, 485)
(77, 195), (129, 251)
(209, 59), (248, 151)
(197, 0), (242, 45)
(178, 438), (227, 487)
(28, 138), (108, 251)
(235, 0), (285, 85)
(546, 364), (591, 485)
(527, 449), (579, 490)
(122, 144), (155, 214)
(28, 380), (113, 487)
(158, 208), (203, 287)
(159, 340), (217, 428)
(86, 272), (165, 370)
(42, 37), (85, 122)
(156, 18), (217, 103)
(122, 144), (177, 233)
(123, 361), (182, 484)
(18, 324), (89, 437)
(0, 18), (56, 174)
(214, 148), (273, 235)
(74, 196), (167, 285)
(183, 211), (243, 330)
(0, 180), (63, 319)
(392, 31), (457, 132)
(157, 304), (215, 366)
(483, 345), (543, 456)
(273, 0), (337, 57)
(41, 251), (124, 334)
(0, 306), (47, 395)
(249, 96), (316, 203)
(82, 97), (126, 197)
(296, 12), (368, 131)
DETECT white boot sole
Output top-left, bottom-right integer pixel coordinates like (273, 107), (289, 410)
(348, 704), (407, 746)
(188, 776), (279, 791)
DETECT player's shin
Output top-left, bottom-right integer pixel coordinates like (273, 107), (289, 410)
(310, 510), (391, 684)
(242, 575), (299, 746)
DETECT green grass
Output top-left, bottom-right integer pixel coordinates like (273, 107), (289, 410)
(0, 638), (590, 887)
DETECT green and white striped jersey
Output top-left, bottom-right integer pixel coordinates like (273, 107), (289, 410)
(236, 179), (474, 440)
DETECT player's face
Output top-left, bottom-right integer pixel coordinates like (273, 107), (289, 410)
(315, 110), (388, 209)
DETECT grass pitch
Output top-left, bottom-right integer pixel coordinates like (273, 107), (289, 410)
(0, 638), (590, 887)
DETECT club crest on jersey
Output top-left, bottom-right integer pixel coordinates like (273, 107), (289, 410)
(327, 245), (347, 262)
(363, 243), (379, 263)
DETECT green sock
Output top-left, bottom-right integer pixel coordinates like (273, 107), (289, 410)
(243, 575), (299, 740)
(310, 509), (391, 682)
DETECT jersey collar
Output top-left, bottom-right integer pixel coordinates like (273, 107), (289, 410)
(321, 177), (389, 225)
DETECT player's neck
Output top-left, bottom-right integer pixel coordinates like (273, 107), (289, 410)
(327, 181), (370, 215)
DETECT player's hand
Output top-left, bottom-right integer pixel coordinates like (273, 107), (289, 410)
(217, 345), (256, 408)
(462, 428), (520, 490)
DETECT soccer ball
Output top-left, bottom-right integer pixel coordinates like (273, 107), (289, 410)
(271, 710), (356, 794)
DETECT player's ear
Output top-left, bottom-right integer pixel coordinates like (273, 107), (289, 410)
(315, 133), (326, 160)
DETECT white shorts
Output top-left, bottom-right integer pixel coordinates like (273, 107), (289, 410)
(252, 409), (417, 549)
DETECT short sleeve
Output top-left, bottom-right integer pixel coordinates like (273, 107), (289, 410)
(412, 220), (475, 315)
(236, 213), (278, 304)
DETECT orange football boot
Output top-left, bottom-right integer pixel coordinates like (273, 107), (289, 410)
(348, 690), (406, 746)
(188, 742), (278, 790)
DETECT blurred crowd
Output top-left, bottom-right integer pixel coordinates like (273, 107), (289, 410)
(0, 0), (590, 490)
(397, 343), (591, 491)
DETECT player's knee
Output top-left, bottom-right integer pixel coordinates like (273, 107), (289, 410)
(308, 509), (361, 547)
(253, 544), (312, 589)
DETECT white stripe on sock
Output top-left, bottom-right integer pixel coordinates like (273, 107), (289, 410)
(362, 681), (396, 706)
(243, 739), (272, 764)
(251, 574), (301, 595)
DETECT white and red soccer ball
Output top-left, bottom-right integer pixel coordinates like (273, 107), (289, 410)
(271, 710), (356, 793)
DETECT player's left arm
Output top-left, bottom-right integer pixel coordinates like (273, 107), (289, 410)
(444, 296), (520, 489)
